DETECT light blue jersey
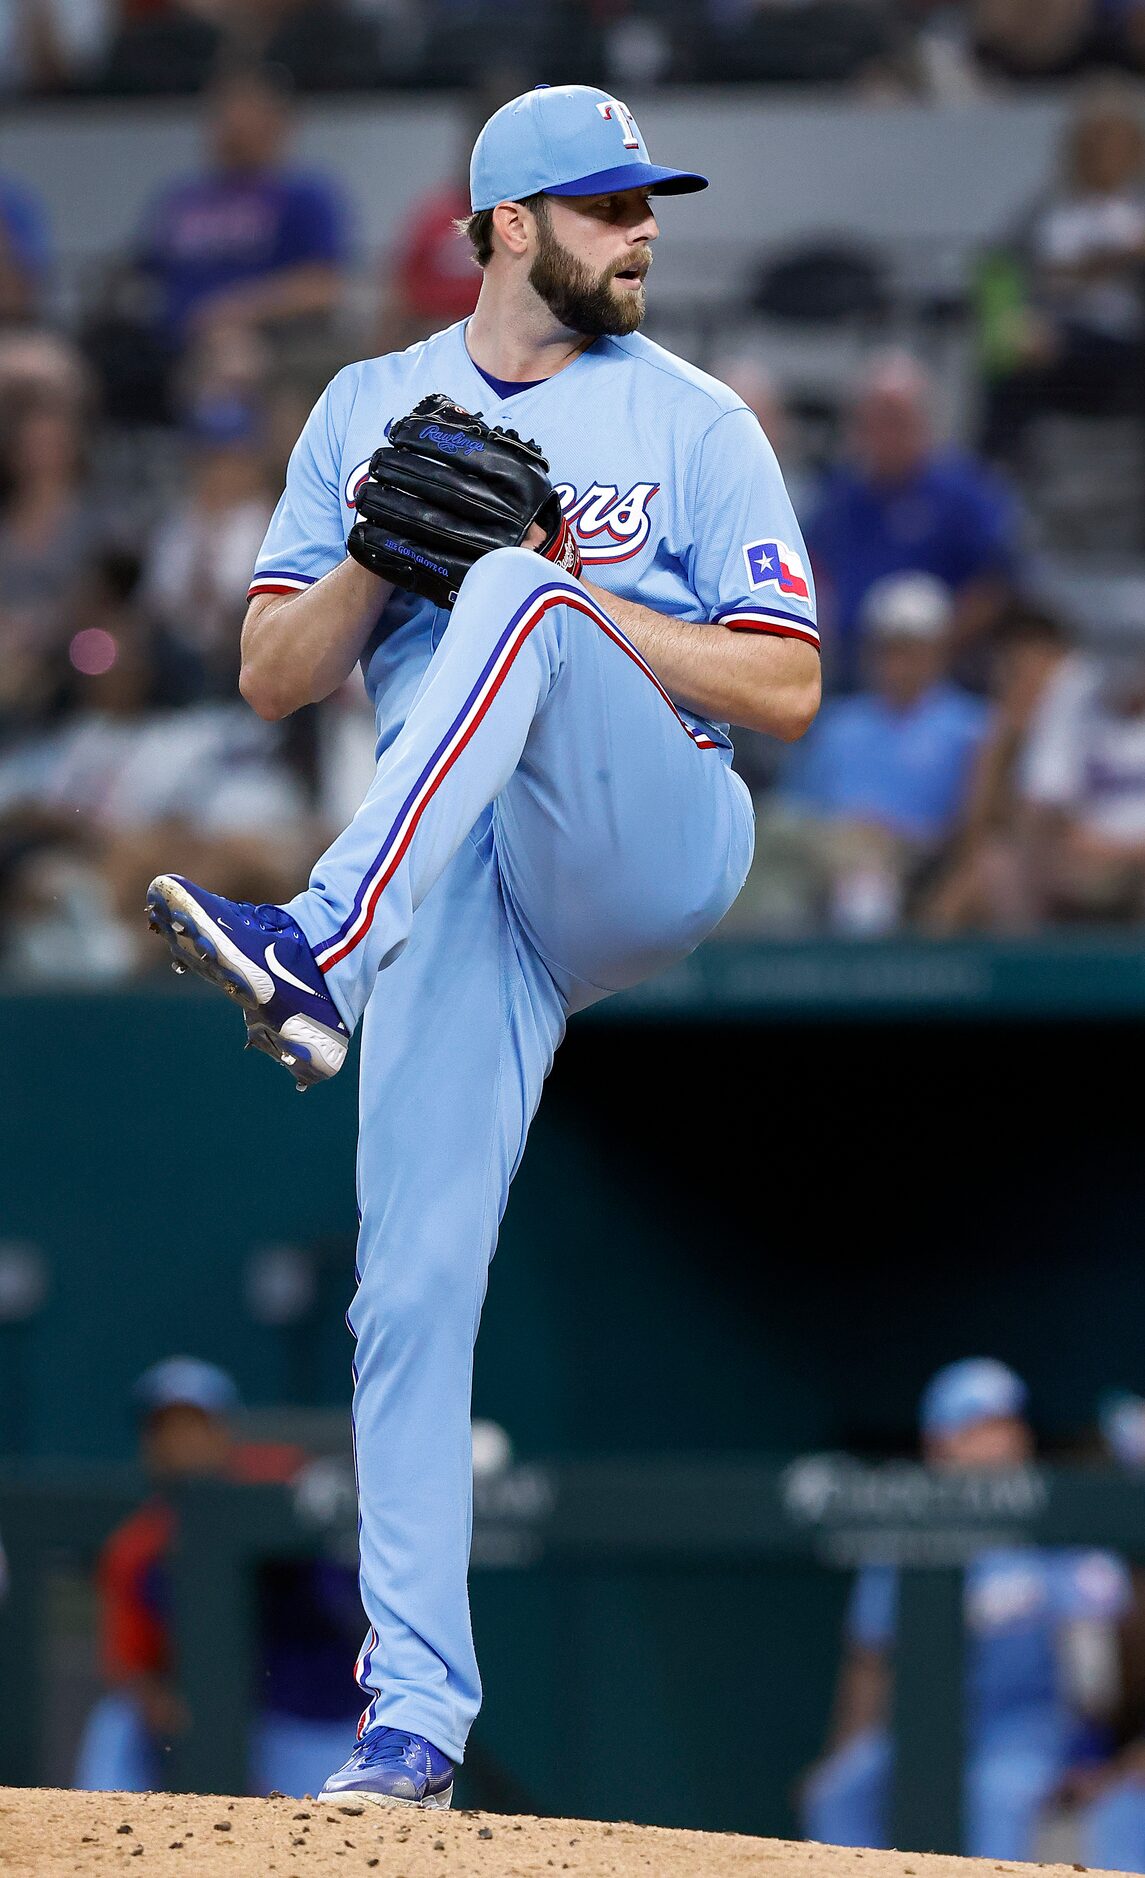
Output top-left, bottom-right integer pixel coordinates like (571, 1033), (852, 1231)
(243, 319), (811, 1771)
(804, 1547), (1131, 1860)
(249, 320), (819, 741)
(153, 74), (819, 1806)
(850, 1548), (1131, 1736)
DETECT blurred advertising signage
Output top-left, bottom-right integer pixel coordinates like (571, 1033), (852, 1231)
(780, 1455), (1049, 1566)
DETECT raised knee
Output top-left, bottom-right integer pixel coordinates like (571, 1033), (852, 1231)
(459, 545), (571, 609)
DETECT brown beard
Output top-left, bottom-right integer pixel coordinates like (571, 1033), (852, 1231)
(527, 203), (649, 339)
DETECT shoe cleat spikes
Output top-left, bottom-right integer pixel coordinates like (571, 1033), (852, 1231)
(171, 960), (186, 975)
(295, 1081), (309, 1093)
(170, 919), (185, 934)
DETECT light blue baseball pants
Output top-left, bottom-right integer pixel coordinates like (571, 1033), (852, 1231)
(285, 548), (755, 1762)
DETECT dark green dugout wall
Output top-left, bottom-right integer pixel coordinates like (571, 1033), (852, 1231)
(4, 979), (1145, 1462)
(5, 974), (1145, 1834)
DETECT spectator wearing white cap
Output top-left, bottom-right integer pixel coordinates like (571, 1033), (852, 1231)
(730, 573), (987, 933)
(801, 1359), (1131, 1860)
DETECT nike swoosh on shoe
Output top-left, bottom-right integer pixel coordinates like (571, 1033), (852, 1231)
(266, 941), (321, 997)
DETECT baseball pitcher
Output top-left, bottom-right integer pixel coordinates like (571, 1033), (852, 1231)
(146, 83), (821, 1808)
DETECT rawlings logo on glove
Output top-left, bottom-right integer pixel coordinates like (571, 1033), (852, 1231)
(347, 393), (581, 610)
(418, 424), (487, 457)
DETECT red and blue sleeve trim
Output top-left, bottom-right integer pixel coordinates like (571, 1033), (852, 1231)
(715, 602), (820, 651)
(247, 570), (319, 600)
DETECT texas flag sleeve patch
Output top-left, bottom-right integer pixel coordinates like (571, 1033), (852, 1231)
(742, 538), (810, 599)
(714, 537), (819, 650)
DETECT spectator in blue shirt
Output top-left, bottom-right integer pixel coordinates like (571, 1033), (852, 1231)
(0, 175), (52, 323)
(785, 573), (988, 843)
(136, 64), (348, 352)
(758, 573), (988, 931)
(801, 1359), (1131, 1861)
(806, 353), (1020, 691)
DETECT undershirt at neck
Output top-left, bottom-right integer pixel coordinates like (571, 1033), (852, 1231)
(472, 361), (546, 399)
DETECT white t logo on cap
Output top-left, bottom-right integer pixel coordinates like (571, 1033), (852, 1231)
(596, 97), (640, 151)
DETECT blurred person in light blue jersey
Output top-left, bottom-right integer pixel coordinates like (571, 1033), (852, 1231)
(781, 574), (987, 846)
(801, 1359), (1131, 1859)
(1076, 1392), (1145, 1873)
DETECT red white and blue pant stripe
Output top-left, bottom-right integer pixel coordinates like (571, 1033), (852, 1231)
(281, 547), (760, 1761)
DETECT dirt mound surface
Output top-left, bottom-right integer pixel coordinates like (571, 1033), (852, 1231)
(0, 1789), (1122, 1877)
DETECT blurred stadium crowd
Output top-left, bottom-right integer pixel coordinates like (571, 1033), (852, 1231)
(9, 47), (1145, 973)
(14, 0), (1145, 96)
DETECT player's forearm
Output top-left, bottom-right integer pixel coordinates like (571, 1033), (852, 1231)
(583, 581), (820, 740)
(240, 558), (392, 719)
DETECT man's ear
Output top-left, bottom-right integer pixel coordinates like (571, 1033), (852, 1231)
(491, 201), (533, 259)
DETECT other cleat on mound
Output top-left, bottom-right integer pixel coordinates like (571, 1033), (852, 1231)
(320, 1726), (455, 1810)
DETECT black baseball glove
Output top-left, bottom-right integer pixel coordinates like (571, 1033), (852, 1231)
(346, 393), (581, 610)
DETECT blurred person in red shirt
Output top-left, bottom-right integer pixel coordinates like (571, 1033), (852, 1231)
(373, 91), (521, 352)
(74, 1358), (253, 1787)
(73, 1357), (363, 1797)
(375, 177), (480, 353)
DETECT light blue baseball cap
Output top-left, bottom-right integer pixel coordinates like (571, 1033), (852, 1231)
(920, 1358), (1028, 1438)
(469, 84), (708, 213)
(133, 1356), (241, 1420)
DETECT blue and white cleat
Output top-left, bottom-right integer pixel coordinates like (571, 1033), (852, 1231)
(145, 873), (349, 1091)
(319, 1726), (455, 1810)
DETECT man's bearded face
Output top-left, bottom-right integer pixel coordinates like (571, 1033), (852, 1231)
(527, 201), (650, 338)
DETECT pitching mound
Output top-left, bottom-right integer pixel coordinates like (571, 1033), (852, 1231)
(0, 1790), (1122, 1877)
